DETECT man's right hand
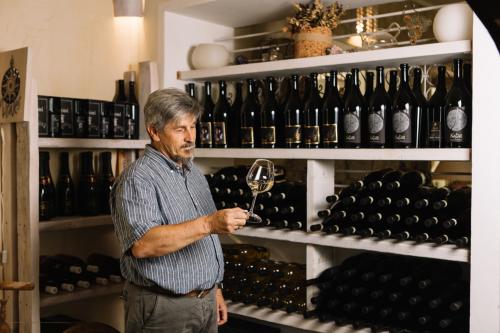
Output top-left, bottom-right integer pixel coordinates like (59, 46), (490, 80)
(207, 208), (248, 234)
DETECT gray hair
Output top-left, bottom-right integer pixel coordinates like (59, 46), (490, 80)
(144, 88), (201, 130)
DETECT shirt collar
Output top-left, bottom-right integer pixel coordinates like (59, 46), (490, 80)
(144, 144), (193, 172)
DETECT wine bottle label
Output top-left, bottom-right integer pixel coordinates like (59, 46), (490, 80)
(213, 122), (227, 145)
(392, 110), (411, 143)
(40, 200), (50, 217)
(368, 111), (385, 143)
(446, 107), (467, 142)
(126, 118), (136, 139)
(285, 125), (301, 144)
(101, 116), (111, 138)
(38, 97), (50, 136)
(344, 113), (360, 143)
(88, 101), (102, 138)
(261, 126), (276, 145)
(303, 125), (320, 144)
(241, 126), (254, 145)
(60, 98), (74, 137)
(199, 122), (212, 145)
(112, 103), (126, 138)
(428, 121), (441, 142)
(321, 124), (338, 143)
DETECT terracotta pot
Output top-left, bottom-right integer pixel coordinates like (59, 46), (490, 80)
(294, 27), (333, 58)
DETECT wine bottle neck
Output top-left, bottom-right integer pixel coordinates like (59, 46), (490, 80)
(291, 76), (299, 93)
(400, 66), (410, 84)
(330, 71), (338, 88)
(204, 82), (212, 97)
(129, 81), (138, 103)
(413, 70), (422, 90)
(100, 154), (113, 176)
(376, 68), (384, 87)
(436, 67), (447, 92)
(218, 82), (226, 98)
(453, 59), (463, 81)
(351, 70), (360, 87)
(59, 153), (70, 175)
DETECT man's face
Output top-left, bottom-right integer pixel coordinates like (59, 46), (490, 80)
(149, 114), (197, 165)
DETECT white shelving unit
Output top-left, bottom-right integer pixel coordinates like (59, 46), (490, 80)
(38, 138), (149, 149)
(161, 2), (500, 333)
(39, 215), (113, 232)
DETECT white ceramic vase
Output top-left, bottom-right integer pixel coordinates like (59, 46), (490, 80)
(191, 44), (230, 69)
(433, 3), (473, 43)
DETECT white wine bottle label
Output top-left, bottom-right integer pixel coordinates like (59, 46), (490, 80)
(321, 124), (338, 143)
(446, 107), (467, 142)
(393, 110), (411, 143)
(88, 101), (102, 138)
(303, 125), (320, 144)
(261, 126), (276, 144)
(213, 122), (227, 145)
(199, 122), (212, 145)
(368, 111), (385, 143)
(285, 125), (301, 144)
(241, 127), (254, 145)
(38, 97), (50, 136)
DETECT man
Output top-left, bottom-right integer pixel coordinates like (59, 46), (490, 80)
(111, 88), (248, 332)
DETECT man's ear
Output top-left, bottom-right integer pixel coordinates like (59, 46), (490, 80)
(146, 125), (161, 142)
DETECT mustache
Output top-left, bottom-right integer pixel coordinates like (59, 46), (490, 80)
(181, 144), (195, 149)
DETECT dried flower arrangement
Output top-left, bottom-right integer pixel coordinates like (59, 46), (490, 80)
(284, 0), (345, 58)
(284, 0), (345, 34)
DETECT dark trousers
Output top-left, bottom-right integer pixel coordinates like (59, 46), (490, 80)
(123, 282), (217, 333)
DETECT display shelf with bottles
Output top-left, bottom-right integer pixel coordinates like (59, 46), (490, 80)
(40, 282), (123, 308)
(178, 40), (471, 81)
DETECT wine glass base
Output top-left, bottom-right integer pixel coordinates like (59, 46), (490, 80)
(246, 212), (262, 224)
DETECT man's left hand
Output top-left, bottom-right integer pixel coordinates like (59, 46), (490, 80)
(216, 288), (228, 325)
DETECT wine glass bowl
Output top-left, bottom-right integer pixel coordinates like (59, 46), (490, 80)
(246, 159), (275, 224)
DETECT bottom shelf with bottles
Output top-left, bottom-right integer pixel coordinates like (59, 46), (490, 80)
(227, 302), (374, 333)
(40, 282), (124, 308)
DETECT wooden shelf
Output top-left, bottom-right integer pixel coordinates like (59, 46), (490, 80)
(195, 148), (471, 161)
(40, 283), (123, 308)
(227, 302), (376, 333)
(39, 215), (113, 232)
(38, 138), (149, 149)
(234, 227), (469, 263)
(179, 40), (471, 81)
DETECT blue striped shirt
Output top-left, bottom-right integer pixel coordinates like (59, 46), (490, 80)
(110, 145), (224, 293)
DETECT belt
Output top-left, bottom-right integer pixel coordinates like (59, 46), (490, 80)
(137, 283), (213, 299)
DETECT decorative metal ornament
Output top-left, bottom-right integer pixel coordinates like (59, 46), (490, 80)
(1, 56), (21, 118)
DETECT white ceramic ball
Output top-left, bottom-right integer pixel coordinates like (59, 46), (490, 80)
(433, 3), (473, 42)
(191, 44), (230, 69)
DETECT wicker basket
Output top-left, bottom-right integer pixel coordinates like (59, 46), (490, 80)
(294, 27), (333, 58)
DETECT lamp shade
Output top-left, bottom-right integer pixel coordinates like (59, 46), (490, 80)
(113, 0), (143, 17)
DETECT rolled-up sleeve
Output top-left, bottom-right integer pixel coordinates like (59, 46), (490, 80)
(111, 175), (163, 255)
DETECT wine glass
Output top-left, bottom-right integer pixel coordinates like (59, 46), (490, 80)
(246, 159), (275, 224)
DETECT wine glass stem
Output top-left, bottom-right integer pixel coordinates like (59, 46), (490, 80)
(249, 192), (258, 213)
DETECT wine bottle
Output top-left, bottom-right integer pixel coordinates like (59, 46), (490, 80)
(199, 82), (214, 148)
(60, 98), (75, 137)
(213, 80), (230, 148)
(387, 69), (398, 101)
(284, 74), (302, 148)
(98, 152), (115, 214)
(301, 75), (311, 105)
(414, 186), (451, 210)
(433, 186), (471, 211)
(342, 68), (366, 148)
(74, 99), (88, 138)
(112, 80), (127, 139)
(56, 152), (75, 216)
(321, 70), (342, 148)
(39, 152), (56, 220)
(426, 65), (447, 148)
(364, 71), (374, 103)
(78, 152), (99, 216)
(40, 255), (83, 276)
(368, 66), (391, 148)
(240, 79), (261, 148)
(230, 81), (243, 148)
(412, 67), (427, 147)
(444, 58), (472, 148)
(303, 73), (321, 148)
(125, 73), (139, 139)
(38, 96), (51, 137)
(261, 77), (278, 148)
(322, 74), (331, 105)
(39, 273), (59, 295)
(385, 170), (427, 192)
(49, 97), (61, 137)
(464, 62), (472, 94)
(87, 253), (122, 283)
(342, 73), (352, 100)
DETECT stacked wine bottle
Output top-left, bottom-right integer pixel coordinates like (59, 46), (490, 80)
(311, 168), (471, 248)
(205, 166), (306, 230)
(39, 151), (115, 221)
(307, 253), (469, 333)
(222, 244), (306, 314)
(189, 58), (472, 149)
(39, 253), (121, 295)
